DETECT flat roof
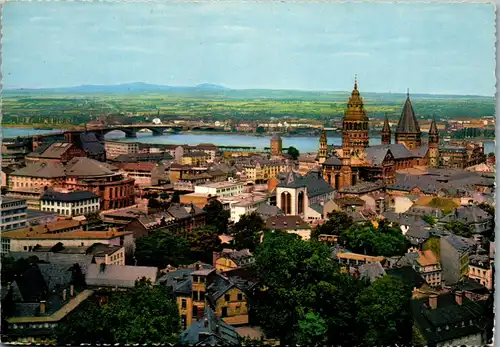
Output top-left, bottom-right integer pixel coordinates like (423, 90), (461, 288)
(196, 181), (243, 189)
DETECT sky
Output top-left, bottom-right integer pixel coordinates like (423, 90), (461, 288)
(1, 1), (496, 96)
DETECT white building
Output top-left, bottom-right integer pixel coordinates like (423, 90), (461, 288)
(105, 141), (139, 159)
(219, 193), (268, 223)
(40, 190), (100, 217)
(194, 181), (244, 198)
(1, 197), (28, 232)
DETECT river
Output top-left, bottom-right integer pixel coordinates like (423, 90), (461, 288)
(2, 128), (496, 154)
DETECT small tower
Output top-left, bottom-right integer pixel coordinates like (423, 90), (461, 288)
(318, 129), (328, 164)
(381, 113), (391, 145)
(395, 89), (422, 150)
(428, 117), (440, 168)
(270, 134), (282, 155)
(340, 144), (353, 188)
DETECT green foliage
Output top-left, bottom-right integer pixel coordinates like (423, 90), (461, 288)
(256, 126), (265, 134)
(203, 199), (230, 234)
(231, 212), (265, 252)
(171, 191), (181, 203)
(297, 312), (328, 345)
(311, 211), (353, 238)
(422, 214), (437, 226)
(287, 146), (300, 160)
(135, 230), (190, 268)
(444, 220), (473, 238)
(251, 232), (367, 345)
(339, 222), (407, 257)
(147, 198), (162, 209)
(423, 236), (441, 260)
(56, 278), (180, 344)
(1, 255), (40, 285)
(355, 276), (412, 346)
(488, 152), (495, 158)
(187, 226), (222, 263)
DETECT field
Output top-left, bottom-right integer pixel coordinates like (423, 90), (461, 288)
(1, 87), (495, 127)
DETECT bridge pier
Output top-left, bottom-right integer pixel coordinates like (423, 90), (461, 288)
(152, 129), (164, 136)
(124, 130), (137, 138)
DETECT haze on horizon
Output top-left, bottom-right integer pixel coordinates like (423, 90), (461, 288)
(2, 1), (496, 96)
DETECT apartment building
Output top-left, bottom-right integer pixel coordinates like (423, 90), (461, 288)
(40, 190), (100, 217)
(105, 141), (139, 159)
(219, 193), (268, 223)
(0, 220), (134, 255)
(194, 181), (244, 198)
(0, 197), (28, 232)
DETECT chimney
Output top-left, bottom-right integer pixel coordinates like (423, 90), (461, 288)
(40, 300), (46, 314)
(428, 294), (438, 310)
(70, 284), (75, 297)
(455, 291), (464, 306)
(62, 288), (67, 301)
(204, 317), (209, 328)
(215, 324), (220, 335)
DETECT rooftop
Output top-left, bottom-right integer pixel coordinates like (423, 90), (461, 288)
(41, 190), (98, 202)
(265, 215), (310, 230)
(196, 181), (243, 189)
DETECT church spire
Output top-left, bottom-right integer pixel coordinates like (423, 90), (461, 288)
(429, 116), (438, 134)
(381, 113), (391, 145)
(395, 90), (422, 150)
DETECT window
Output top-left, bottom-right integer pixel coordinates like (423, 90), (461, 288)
(237, 293), (243, 301)
(199, 291), (205, 301)
(181, 299), (187, 309)
(224, 294), (230, 302)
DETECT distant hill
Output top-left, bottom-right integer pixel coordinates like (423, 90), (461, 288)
(3, 82), (493, 102)
(5, 82), (230, 95)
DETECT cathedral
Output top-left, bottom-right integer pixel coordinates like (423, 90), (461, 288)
(320, 78), (440, 190)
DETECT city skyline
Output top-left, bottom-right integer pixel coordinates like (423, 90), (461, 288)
(2, 1), (496, 96)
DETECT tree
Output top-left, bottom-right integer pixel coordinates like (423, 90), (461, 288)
(296, 312), (327, 345)
(135, 231), (190, 269)
(256, 126), (265, 134)
(444, 220), (473, 238)
(287, 146), (300, 160)
(56, 278), (180, 344)
(148, 198), (162, 209)
(171, 191), (181, 204)
(488, 152), (495, 158)
(250, 232), (366, 345)
(311, 211), (353, 238)
(231, 212), (265, 252)
(188, 226), (222, 263)
(1, 255), (40, 285)
(422, 214), (437, 227)
(340, 222), (407, 257)
(203, 199), (230, 234)
(355, 276), (412, 346)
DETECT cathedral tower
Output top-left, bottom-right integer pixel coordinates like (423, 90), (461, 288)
(342, 76), (369, 155)
(381, 113), (391, 145)
(270, 134), (282, 155)
(428, 117), (440, 168)
(318, 129), (328, 164)
(395, 90), (422, 150)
